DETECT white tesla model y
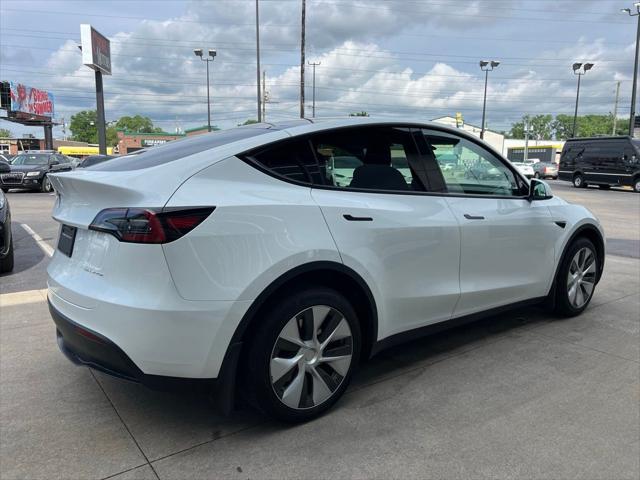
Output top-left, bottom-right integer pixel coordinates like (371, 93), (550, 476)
(47, 118), (605, 422)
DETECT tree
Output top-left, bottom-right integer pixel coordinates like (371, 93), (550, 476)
(69, 110), (98, 143)
(349, 111), (370, 117)
(553, 114), (629, 139)
(0, 128), (13, 138)
(115, 115), (162, 133)
(508, 115), (553, 139)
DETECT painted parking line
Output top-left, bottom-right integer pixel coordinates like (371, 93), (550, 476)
(20, 223), (54, 258)
(0, 288), (48, 307)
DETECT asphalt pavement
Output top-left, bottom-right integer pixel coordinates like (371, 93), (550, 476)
(0, 180), (638, 480)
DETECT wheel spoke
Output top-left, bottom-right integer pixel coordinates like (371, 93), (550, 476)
(319, 354), (351, 376)
(279, 319), (306, 348)
(310, 367), (333, 405)
(281, 365), (306, 408)
(581, 279), (594, 297)
(575, 283), (585, 307)
(270, 354), (303, 383)
(320, 317), (350, 351)
(311, 306), (330, 343)
(583, 258), (596, 275)
(568, 282), (578, 305)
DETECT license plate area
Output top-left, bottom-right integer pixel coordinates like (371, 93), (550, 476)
(58, 224), (77, 257)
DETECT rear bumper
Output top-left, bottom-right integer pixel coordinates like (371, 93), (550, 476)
(49, 299), (242, 398)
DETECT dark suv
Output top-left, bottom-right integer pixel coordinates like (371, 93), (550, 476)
(558, 136), (640, 192)
(1, 152), (73, 193)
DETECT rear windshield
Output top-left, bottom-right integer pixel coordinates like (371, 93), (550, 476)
(92, 126), (275, 171)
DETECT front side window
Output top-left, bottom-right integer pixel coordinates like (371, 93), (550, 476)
(422, 131), (526, 196)
(312, 127), (426, 192)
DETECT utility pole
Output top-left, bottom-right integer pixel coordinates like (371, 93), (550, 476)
(308, 61), (320, 117)
(300, 0), (306, 118)
(256, 0), (262, 122)
(262, 70), (267, 121)
(523, 116), (531, 163)
(621, 5), (640, 136)
(613, 81), (621, 135)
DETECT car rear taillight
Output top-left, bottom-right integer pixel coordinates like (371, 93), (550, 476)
(89, 207), (214, 244)
(543, 166), (548, 173)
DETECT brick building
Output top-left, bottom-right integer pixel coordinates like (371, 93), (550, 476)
(116, 130), (185, 155)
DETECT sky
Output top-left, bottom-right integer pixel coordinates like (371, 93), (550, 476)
(0, 0), (637, 139)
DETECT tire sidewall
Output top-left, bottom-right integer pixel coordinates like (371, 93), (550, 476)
(41, 175), (52, 193)
(246, 287), (361, 422)
(634, 178), (640, 193)
(573, 174), (583, 188)
(554, 237), (598, 317)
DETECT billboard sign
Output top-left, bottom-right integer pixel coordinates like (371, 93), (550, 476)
(9, 82), (55, 118)
(80, 24), (112, 75)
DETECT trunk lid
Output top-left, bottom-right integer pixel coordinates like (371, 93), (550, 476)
(49, 168), (180, 228)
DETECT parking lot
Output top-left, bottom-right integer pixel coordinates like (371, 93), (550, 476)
(1, 181), (638, 479)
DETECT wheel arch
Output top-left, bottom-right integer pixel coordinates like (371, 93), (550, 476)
(553, 223), (605, 289)
(230, 261), (379, 363)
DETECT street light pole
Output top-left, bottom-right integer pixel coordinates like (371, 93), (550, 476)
(194, 48), (217, 132)
(571, 62), (594, 138)
(256, 0), (262, 122)
(479, 60), (500, 140)
(621, 3), (640, 137)
(308, 61), (320, 117)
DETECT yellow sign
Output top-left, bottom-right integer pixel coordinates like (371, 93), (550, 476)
(58, 146), (113, 156)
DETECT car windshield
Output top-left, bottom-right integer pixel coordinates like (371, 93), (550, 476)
(11, 154), (49, 165)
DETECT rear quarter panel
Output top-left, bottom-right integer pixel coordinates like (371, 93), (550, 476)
(163, 157), (342, 302)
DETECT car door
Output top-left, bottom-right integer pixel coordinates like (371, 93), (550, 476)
(310, 126), (461, 339)
(419, 128), (559, 317)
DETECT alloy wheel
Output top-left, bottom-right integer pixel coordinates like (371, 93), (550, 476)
(573, 175), (582, 188)
(270, 305), (353, 410)
(634, 179), (640, 193)
(567, 247), (596, 308)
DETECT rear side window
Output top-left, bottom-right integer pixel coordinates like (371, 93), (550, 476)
(249, 139), (321, 184)
(93, 126), (274, 172)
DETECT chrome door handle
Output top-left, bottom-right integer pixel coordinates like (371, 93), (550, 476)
(343, 214), (373, 222)
(464, 214), (485, 220)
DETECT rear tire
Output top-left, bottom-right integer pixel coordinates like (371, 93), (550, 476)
(244, 287), (361, 423)
(573, 174), (586, 189)
(534, 172), (540, 179)
(554, 237), (598, 317)
(633, 177), (640, 193)
(0, 235), (14, 273)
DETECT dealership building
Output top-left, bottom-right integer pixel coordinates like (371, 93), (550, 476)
(115, 126), (211, 154)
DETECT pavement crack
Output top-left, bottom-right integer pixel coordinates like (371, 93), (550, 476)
(89, 369), (162, 480)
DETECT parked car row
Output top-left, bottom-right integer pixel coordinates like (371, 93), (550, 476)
(0, 152), (118, 193)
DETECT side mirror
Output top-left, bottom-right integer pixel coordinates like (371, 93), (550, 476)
(529, 178), (553, 201)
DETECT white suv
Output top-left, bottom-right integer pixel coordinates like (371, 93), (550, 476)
(47, 119), (605, 422)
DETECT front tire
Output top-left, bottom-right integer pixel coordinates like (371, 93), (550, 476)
(534, 172), (540, 179)
(245, 287), (361, 422)
(40, 175), (53, 193)
(554, 237), (598, 317)
(1, 188), (9, 193)
(633, 177), (640, 193)
(573, 174), (586, 189)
